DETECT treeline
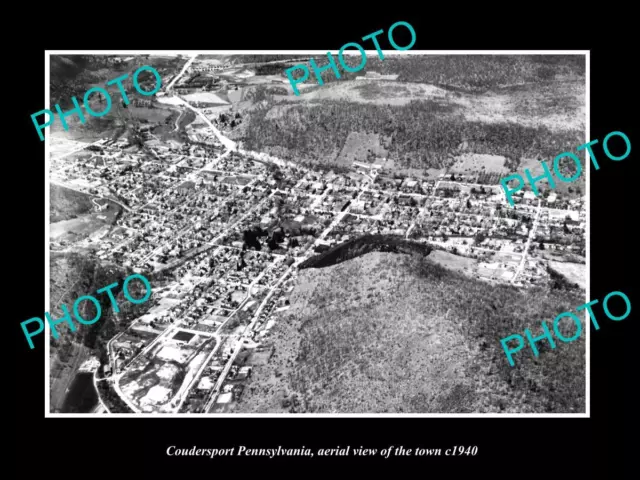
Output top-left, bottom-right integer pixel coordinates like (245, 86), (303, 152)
(238, 100), (583, 170)
(254, 63), (289, 75)
(285, 55), (585, 92)
(96, 379), (133, 413)
(299, 234), (432, 269)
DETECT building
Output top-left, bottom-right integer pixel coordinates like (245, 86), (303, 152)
(133, 98), (153, 108)
(178, 181), (196, 194)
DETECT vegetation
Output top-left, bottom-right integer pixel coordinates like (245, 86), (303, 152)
(299, 234), (432, 269)
(238, 252), (585, 414)
(237, 100), (582, 171)
(50, 184), (94, 222)
(96, 379), (133, 413)
(288, 55), (585, 92)
(49, 253), (154, 391)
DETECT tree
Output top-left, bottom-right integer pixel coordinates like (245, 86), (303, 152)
(474, 232), (486, 245)
(539, 242), (545, 250)
(466, 198), (472, 209)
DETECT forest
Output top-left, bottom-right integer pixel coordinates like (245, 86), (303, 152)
(238, 99), (583, 171)
(299, 234), (432, 269)
(283, 54), (585, 92)
(237, 250), (585, 414)
(50, 253), (154, 371)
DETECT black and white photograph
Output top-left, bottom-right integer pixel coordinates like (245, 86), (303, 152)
(45, 52), (588, 416)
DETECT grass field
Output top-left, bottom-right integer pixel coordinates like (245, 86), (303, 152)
(51, 184), (94, 222)
(182, 91), (230, 105)
(428, 250), (479, 275)
(450, 153), (509, 175)
(335, 132), (389, 166)
(548, 261), (586, 289)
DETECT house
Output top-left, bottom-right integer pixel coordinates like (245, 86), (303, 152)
(178, 180), (196, 194)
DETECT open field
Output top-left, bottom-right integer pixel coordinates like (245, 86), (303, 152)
(275, 80), (451, 106)
(335, 132), (389, 166)
(182, 91), (230, 105)
(450, 153), (509, 175)
(548, 261), (586, 289)
(50, 184), (94, 222)
(428, 250), (480, 276)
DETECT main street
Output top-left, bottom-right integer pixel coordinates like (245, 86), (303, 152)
(511, 199), (542, 285)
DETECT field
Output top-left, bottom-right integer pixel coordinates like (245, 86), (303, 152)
(276, 80), (451, 106)
(273, 77), (584, 132)
(335, 132), (389, 166)
(236, 251), (585, 413)
(450, 153), (509, 175)
(428, 249), (479, 276)
(182, 91), (230, 105)
(50, 184), (94, 222)
(548, 261), (586, 289)
(50, 185), (123, 245)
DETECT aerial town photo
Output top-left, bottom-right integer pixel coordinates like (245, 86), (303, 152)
(47, 52), (587, 415)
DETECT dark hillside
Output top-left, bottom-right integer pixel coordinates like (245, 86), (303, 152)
(299, 234), (432, 269)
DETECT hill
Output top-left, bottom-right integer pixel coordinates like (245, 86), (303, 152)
(235, 252), (585, 413)
(229, 55), (584, 173)
(49, 252), (152, 411)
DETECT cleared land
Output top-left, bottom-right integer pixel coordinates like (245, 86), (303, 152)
(335, 132), (389, 166)
(450, 153), (509, 175)
(548, 261), (586, 289)
(51, 184), (94, 222)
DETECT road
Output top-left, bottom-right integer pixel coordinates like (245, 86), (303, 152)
(511, 199), (542, 284)
(93, 369), (111, 413)
(174, 109), (184, 132)
(174, 96), (237, 150)
(405, 179), (441, 239)
(165, 55), (198, 92)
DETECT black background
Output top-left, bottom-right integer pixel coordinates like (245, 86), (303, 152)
(12, 9), (634, 478)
